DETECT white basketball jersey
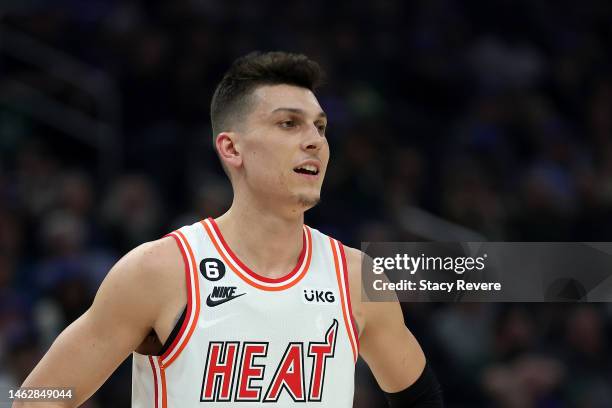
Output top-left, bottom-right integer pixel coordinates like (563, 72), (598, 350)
(132, 218), (359, 407)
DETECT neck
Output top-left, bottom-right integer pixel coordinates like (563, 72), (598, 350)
(214, 196), (305, 279)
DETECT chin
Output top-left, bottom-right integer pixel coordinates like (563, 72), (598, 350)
(296, 194), (321, 209)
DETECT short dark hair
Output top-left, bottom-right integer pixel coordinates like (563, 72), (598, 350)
(210, 51), (325, 137)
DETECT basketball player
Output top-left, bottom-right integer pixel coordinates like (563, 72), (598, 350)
(15, 52), (442, 407)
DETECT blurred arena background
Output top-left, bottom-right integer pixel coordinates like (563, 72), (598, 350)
(1, 0), (612, 406)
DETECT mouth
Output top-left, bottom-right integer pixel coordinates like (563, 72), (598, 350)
(293, 163), (320, 177)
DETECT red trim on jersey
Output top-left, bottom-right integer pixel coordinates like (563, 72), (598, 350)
(160, 360), (167, 408)
(338, 243), (360, 353)
(148, 356), (158, 408)
(160, 234), (192, 360)
(330, 238), (359, 362)
(201, 219), (312, 291)
(208, 217), (306, 283)
(159, 231), (201, 368)
(165, 230), (201, 367)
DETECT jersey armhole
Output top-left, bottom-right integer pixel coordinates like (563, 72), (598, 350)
(157, 305), (187, 356)
(158, 231), (201, 368)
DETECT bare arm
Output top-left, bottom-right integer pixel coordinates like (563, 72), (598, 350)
(13, 237), (185, 408)
(345, 246), (426, 393)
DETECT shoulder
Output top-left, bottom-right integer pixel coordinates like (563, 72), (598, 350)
(340, 244), (402, 337)
(341, 245), (364, 293)
(340, 244), (368, 291)
(92, 235), (186, 325)
(342, 245), (364, 271)
(114, 235), (183, 284)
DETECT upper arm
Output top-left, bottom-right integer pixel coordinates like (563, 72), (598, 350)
(344, 245), (426, 393)
(16, 237), (183, 407)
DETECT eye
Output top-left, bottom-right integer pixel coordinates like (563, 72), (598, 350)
(317, 124), (327, 134)
(279, 120), (296, 128)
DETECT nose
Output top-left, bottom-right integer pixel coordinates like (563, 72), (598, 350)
(301, 124), (325, 152)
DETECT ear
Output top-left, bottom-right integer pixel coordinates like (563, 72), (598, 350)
(215, 132), (242, 169)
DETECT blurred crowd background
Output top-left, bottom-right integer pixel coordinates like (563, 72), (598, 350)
(2, 0), (612, 407)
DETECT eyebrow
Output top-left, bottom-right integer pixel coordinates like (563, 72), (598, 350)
(270, 107), (327, 120)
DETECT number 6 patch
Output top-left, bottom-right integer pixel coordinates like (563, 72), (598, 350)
(200, 258), (226, 281)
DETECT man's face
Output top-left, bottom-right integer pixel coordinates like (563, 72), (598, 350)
(236, 84), (329, 211)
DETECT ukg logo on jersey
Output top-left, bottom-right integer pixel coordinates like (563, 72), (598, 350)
(303, 288), (336, 304)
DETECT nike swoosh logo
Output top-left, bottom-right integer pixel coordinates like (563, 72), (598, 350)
(206, 292), (246, 307)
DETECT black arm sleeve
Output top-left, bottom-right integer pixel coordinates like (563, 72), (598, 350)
(383, 362), (444, 407)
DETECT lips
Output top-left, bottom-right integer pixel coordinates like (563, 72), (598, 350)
(293, 161), (320, 176)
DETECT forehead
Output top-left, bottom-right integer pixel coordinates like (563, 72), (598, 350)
(249, 84), (323, 118)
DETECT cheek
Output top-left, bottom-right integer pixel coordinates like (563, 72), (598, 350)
(321, 143), (331, 172)
(244, 145), (290, 183)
